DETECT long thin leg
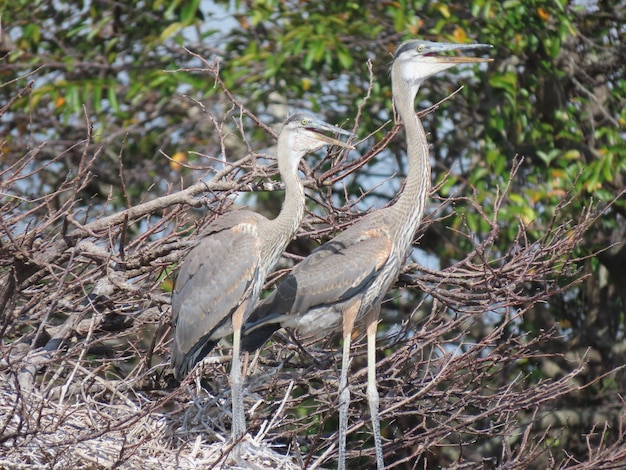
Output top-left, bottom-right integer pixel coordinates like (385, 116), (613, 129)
(365, 304), (384, 469)
(338, 300), (359, 470)
(231, 305), (247, 441)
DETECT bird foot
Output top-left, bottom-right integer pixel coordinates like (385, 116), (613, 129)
(229, 437), (269, 470)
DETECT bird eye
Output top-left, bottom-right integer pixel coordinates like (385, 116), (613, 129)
(301, 119), (308, 125)
(417, 45), (424, 53)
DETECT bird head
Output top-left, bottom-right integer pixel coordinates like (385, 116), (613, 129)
(392, 40), (493, 98)
(281, 113), (354, 157)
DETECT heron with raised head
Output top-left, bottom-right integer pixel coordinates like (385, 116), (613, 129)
(242, 40), (492, 468)
(170, 113), (353, 442)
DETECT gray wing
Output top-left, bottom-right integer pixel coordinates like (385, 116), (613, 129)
(256, 223), (392, 320)
(171, 211), (264, 378)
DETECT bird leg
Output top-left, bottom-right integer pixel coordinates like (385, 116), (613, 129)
(338, 300), (359, 470)
(365, 304), (384, 469)
(230, 303), (247, 443)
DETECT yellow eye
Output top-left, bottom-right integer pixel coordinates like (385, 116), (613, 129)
(301, 119), (308, 125)
(417, 45), (424, 53)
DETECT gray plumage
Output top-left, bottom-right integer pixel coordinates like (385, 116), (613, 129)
(242, 40), (492, 469)
(170, 113), (353, 440)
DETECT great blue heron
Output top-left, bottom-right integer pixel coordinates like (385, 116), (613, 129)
(170, 113), (353, 441)
(241, 40), (493, 468)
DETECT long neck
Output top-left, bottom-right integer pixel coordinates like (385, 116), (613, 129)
(265, 140), (306, 252)
(388, 73), (431, 251)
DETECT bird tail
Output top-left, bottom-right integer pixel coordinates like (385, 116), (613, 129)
(171, 336), (218, 380)
(240, 301), (282, 353)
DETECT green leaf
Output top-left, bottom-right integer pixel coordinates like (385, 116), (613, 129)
(337, 48), (353, 69)
(180, 0), (201, 23)
(502, 0), (521, 8)
(160, 22), (183, 41)
(92, 83), (103, 113)
(536, 149), (560, 166)
(107, 84), (120, 114)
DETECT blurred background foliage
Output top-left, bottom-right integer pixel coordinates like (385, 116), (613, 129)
(2, 0), (625, 466)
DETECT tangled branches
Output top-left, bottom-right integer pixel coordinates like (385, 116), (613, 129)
(1, 61), (625, 469)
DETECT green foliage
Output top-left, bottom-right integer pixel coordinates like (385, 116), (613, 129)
(1, 0), (211, 204)
(473, 0), (624, 225)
